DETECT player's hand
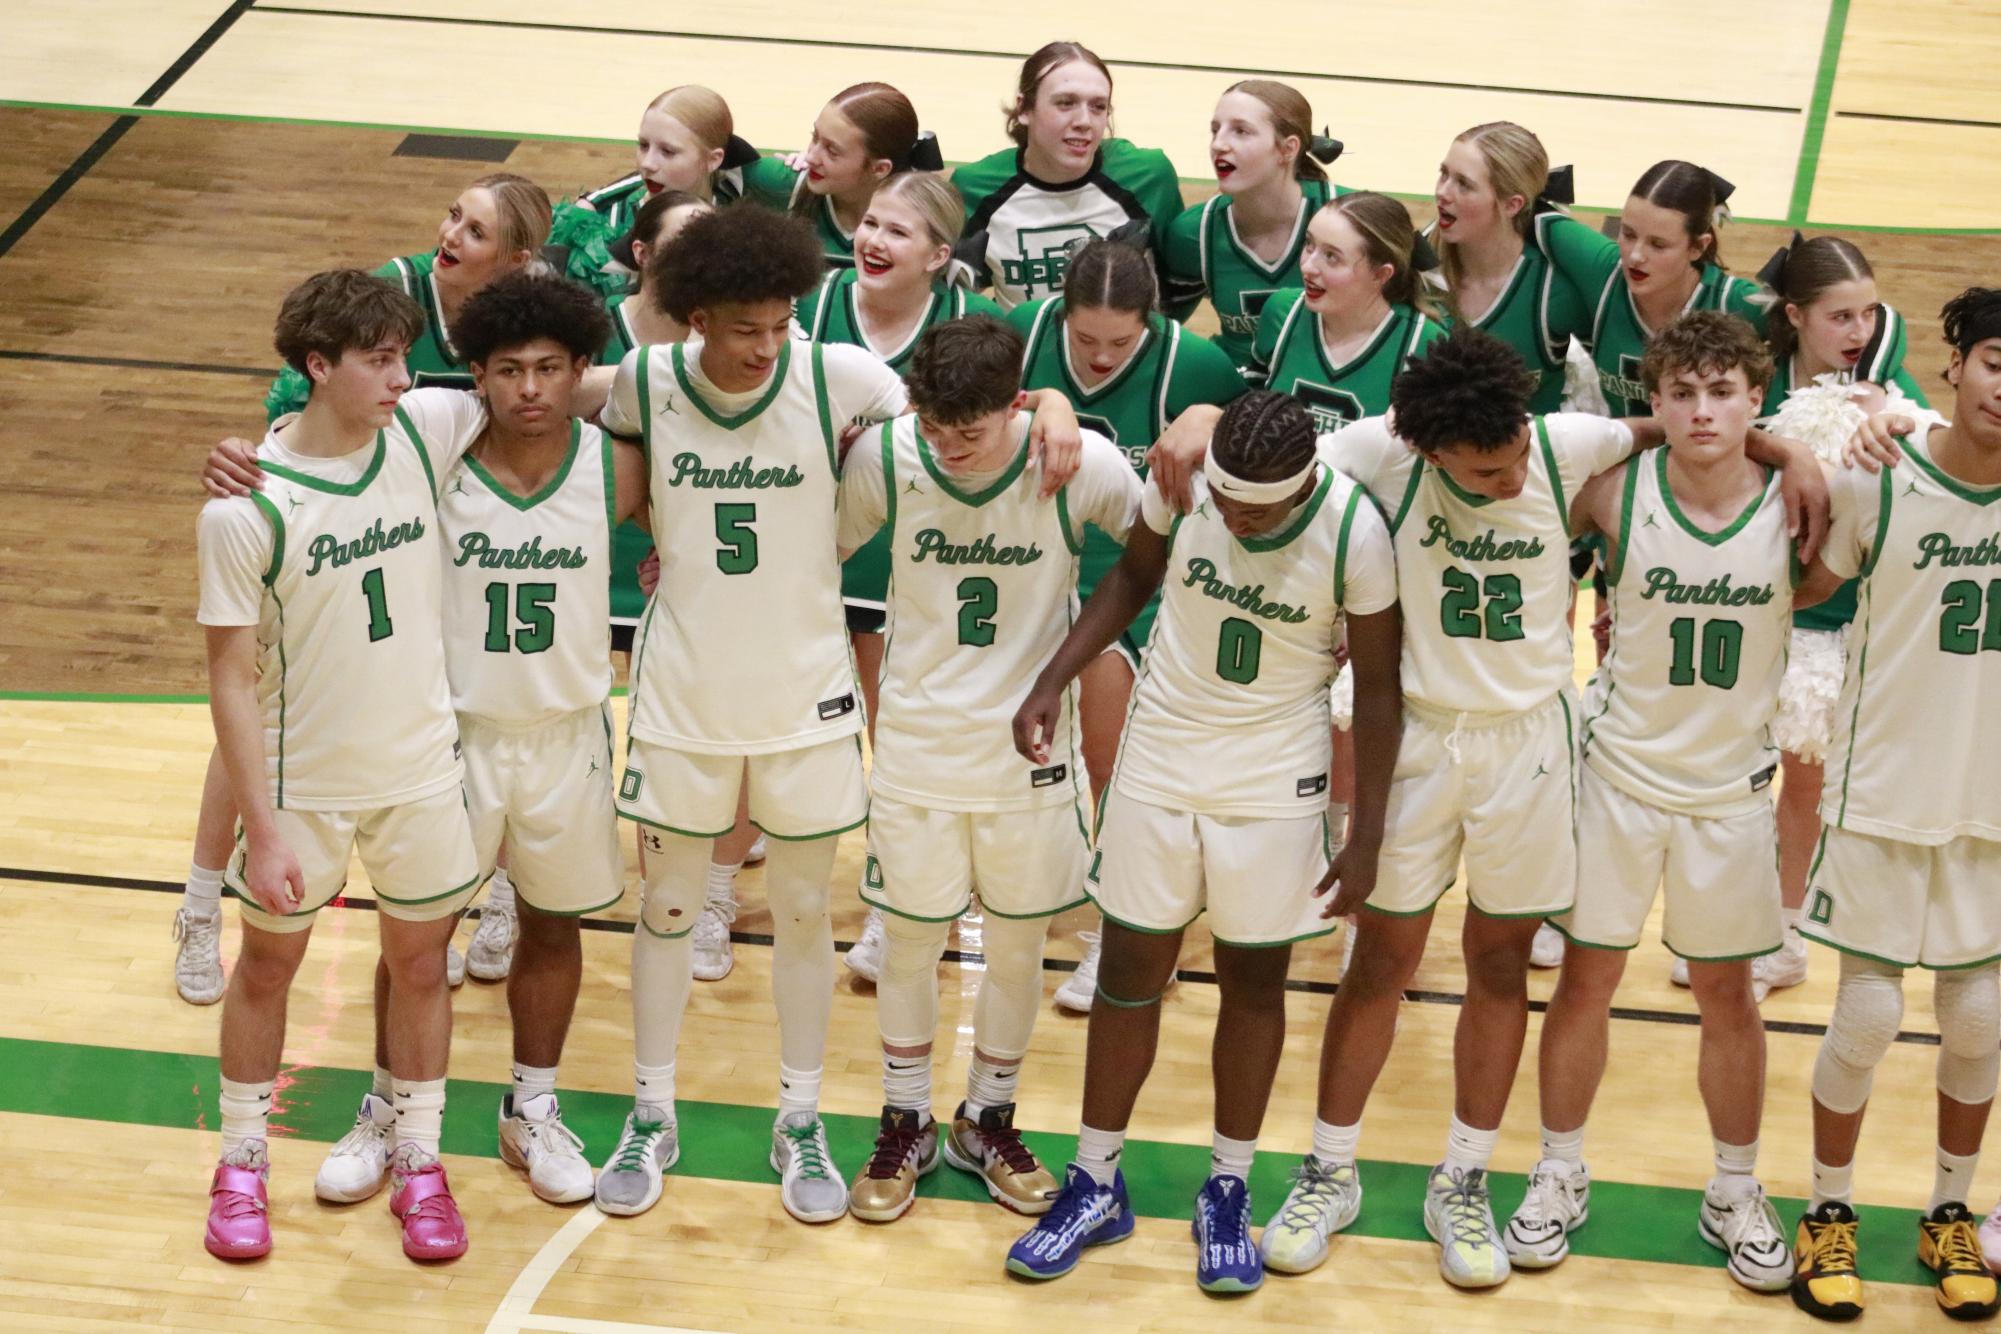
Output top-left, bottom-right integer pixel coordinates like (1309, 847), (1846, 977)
(782, 150), (809, 173)
(1143, 405), (1224, 512)
(1315, 841), (1377, 919)
(1010, 684), (1063, 765)
(1027, 400), (1083, 497)
(1591, 605), (1613, 662)
(637, 548), (661, 597)
(1846, 412), (1913, 473)
(1774, 440), (1831, 567)
(837, 420), (870, 465)
(203, 438), (265, 497)
(244, 836), (306, 918)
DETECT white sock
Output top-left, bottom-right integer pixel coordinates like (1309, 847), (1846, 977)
(882, 1050), (930, 1114)
(706, 858), (742, 907)
(1541, 1124), (1585, 1169)
(218, 1076), (273, 1155)
(487, 868), (516, 910)
(371, 1065), (393, 1100)
(634, 1060), (676, 1122)
(392, 1077), (447, 1162)
(1711, 1137), (1759, 1199)
(778, 1062), (822, 1121)
(1076, 1123), (1127, 1187)
(1211, 1130), (1257, 1181)
(512, 1063), (558, 1108)
(964, 1052), (1021, 1120)
(1443, 1114), (1500, 1176)
(185, 864), (223, 914)
(1934, 1146), (1981, 1211)
(1311, 1117), (1361, 1167)
(1811, 1156), (1854, 1208)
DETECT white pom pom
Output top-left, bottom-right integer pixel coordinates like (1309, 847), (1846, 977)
(1329, 662), (1354, 732)
(1771, 627), (1846, 763)
(1767, 375), (1868, 466)
(1560, 337), (1609, 416)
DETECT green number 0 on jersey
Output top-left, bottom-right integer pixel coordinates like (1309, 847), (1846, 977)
(1217, 616), (1263, 683)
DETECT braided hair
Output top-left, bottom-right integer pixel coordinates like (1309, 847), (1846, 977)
(1211, 390), (1317, 482)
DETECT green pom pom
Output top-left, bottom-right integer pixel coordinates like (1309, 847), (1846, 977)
(549, 201), (631, 300)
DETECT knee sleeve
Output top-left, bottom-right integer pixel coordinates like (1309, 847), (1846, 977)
(762, 837), (837, 1070)
(638, 829), (713, 937)
(972, 913), (1052, 1061)
(1812, 955), (1906, 1115)
(1934, 966), (2001, 1105)
(877, 914), (950, 1048)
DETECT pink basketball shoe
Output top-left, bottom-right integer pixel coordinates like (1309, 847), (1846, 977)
(204, 1162), (272, 1259)
(389, 1152), (468, 1261)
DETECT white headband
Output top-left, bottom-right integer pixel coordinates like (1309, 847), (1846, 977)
(1204, 449), (1317, 505)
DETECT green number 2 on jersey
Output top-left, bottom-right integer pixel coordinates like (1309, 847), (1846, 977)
(957, 577), (999, 647)
(1939, 579), (2001, 655)
(1439, 567), (1523, 641)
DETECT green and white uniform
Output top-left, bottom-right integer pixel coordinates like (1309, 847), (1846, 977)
(1436, 227), (1593, 413)
(1537, 212), (1772, 417)
(431, 395), (625, 917)
(602, 338), (905, 872)
(1804, 433), (2001, 968)
(570, 165), (750, 239)
(596, 292), (656, 635)
(953, 140), (1183, 310)
(1091, 463), (1396, 945)
(1010, 296), (1248, 654)
(1161, 180), (1341, 372)
(1324, 412), (1635, 918)
(736, 158), (861, 268)
(264, 253), (476, 422)
(196, 404), (478, 930)
(1253, 292), (1445, 429)
(799, 268), (1005, 628)
(1563, 451), (1795, 958)
(839, 414), (1139, 920)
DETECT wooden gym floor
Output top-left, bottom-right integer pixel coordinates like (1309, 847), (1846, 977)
(2, 1), (1998, 1329)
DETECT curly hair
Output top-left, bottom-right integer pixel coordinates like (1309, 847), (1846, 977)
(1942, 286), (2001, 358)
(647, 205), (824, 323)
(273, 269), (424, 379)
(1211, 391), (1316, 482)
(904, 316), (1024, 424)
(1640, 310), (1773, 396)
(1389, 326), (1537, 453)
(451, 270), (611, 365)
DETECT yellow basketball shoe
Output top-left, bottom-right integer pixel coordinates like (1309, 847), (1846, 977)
(1919, 1202), (2000, 1321)
(1791, 1201), (1864, 1321)
(849, 1107), (937, 1223)
(942, 1101), (1058, 1215)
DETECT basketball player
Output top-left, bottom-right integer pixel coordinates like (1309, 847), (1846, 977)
(1004, 391), (1401, 1292)
(953, 42), (1182, 310)
(1161, 80), (1346, 375)
(838, 316), (1138, 1221)
(590, 207), (1080, 1223)
(198, 270), (480, 1263)
(1788, 288), (2001, 1323)
(1010, 236), (1248, 1008)
(1504, 312), (1801, 1293)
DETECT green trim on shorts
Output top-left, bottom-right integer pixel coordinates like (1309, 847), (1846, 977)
(1666, 940), (1782, 964)
(375, 870), (483, 907)
(982, 893), (1089, 921)
(1094, 986), (1166, 1009)
(753, 812), (868, 842)
(518, 888), (626, 918)
(1548, 918), (1635, 952)
(857, 888), (964, 924)
(1211, 922), (1337, 950)
(1924, 951), (2001, 972)
(1469, 899), (1573, 920)
(1796, 925), (1913, 971)
(1362, 882), (1452, 918)
(1084, 890), (1197, 936)
(617, 810), (737, 840)
(224, 881), (342, 922)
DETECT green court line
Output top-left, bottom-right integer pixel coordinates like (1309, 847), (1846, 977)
(0, 1034), (1939, 1286)
(3, 96), (1996, 237)
(1788, 0), (1852, 225)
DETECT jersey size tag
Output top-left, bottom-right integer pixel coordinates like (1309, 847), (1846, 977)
(1749, 764), (1777, 792)
(817, 693), (857, 720)
(1030, 764), (1068, 788)
(1297, 773), (1329, 798)
(453, 740), (462, 761)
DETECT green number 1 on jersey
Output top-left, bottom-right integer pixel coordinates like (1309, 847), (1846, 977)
(1667, 616), (1743, 688)
(1939, 579), (2001, 655)
(361, 566), (394, 642)
(482, 581), (557, 654)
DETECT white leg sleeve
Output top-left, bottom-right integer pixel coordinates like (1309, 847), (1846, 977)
(877, 913), (951, 1048)
(633, 830), (709, 1069)
(972, 913), (1052, 1062)
(763, 836), (838, 1073)
(1811, 952), (1906, 1116)
(1934, 965), (2001, 1105)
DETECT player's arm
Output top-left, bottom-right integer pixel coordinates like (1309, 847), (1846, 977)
(1743, 427), (1831, 565)
(1320, 602), (1401, 918)
(1018, 388), (1082, 495)
(1569, 462), (1625, 552)
(574, 365), (617, 421)
(834, 422), (890, 560)
(1144, 402), (1227, 511)
(1012, 521), (1170, 764)
(1794, 557), (1843, 611)
(611, 436), (650, 531)
(206, 625), (303, 916)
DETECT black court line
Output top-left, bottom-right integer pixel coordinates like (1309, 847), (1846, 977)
(3, 864), (1941, 1047)
(0, 1), (254, 260)
(0, 349), (274, 379)
(1836, 109), (2001, 132)
(251, 7), (1802, 116)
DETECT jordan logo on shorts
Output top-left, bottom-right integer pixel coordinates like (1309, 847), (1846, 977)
(619, 768), (644, 802)
(1808, 888), (1834, 926)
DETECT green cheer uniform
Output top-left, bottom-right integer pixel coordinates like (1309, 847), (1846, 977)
(549, 164), (756, 296)
(1436, 224), (1594, 413)
(1009, 296), (1248, 654)
(1252, 291), (1445, 430)
(735, 158), (859, 269)
(264, 253), (475, 422)
(1537, 211), (1772, 417)
(953, 140), (1183, 311)
(798, 268), (1005, 630)
(1161, 179), (1346, 372)
(569, 163), (750, 239)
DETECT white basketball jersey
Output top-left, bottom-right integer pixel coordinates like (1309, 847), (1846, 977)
(244, 427), (461, 810)
(1113, 465), (1392, 818)
(871, 415), (1094, 813)
(627, 342), (859, 754)
(438, 420), (615, 727)
(1378, 417), (1585, 716)
(1824, 435), (2001, 844)
(1584, 451), (1794, 816)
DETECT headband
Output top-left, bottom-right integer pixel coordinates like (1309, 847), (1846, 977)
(1756, 230), (1806, 291)
(1532, 163), (1575, 217)
(721, 134), (761, 170)
(1308, 129), (1344, 165)
(898, 130), (944, 173)
(1205, 449), (1317, 505)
